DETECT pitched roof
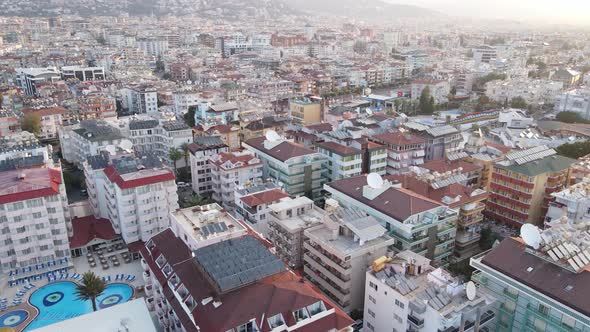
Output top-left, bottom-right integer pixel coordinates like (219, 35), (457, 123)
(495, 155), (576, 177)
(240, 189), (289, 207)
(420, 159), (482, 174)
(103, 164), (175, 189)
(316, 141), (361, 156)
(0, 168), (62, 204)
(244, 137), (317, 162)
(21, 106), (67, 117)
(209, 152), (262, 170)
(372, 132), (426, 146)
(327, 175), (442, 222)
(69, 215), (118, 248)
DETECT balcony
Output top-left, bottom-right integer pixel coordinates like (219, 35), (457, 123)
(525, 304), (581, 332)
(408, 314), (424, 328)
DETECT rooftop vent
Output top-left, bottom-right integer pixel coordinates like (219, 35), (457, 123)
(526, 267), (534, 273)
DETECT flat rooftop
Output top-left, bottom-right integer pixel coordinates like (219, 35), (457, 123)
(172, 204), (246, 243)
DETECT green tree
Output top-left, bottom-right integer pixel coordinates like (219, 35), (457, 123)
(556, 111), (590, 124)
(169, 148), (182, 174)
(180, 142), (190, 168)
(21, 113), (42, 136)
(510, 97), (528, 109)
(556, 141), (590, 159)
(479, 227), (500, 251)
(0, 93), (3, 106)
(450, 86), (457, 96)
(419, 86), (435, 114)
(75, 272), (106, 312)
(182, 193), (211, 208)
(183, 106), (196, 127)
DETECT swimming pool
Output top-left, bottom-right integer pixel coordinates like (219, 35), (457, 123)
(22, 281), (133, 331)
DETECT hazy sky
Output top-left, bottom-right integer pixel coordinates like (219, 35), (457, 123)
(392, 0), (590, 25)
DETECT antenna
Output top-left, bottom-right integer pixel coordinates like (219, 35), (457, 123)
(265, 130), (280, 142)
(105, 145), (116, 155)
(367, 173), (384, 189)
(466, 281), (477, 301)
(521, 224), (542, 249)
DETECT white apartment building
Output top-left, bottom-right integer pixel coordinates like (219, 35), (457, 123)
(208, 151), (263, 210)
(267, 196), (325, 268)
(188, 136), (229, 196)
(172, 90), (199, 116)
(411, 79), (451, 104)
(472, 45), (497, 65)
(59, 120), (125, 167)
(371, 132), (426, 174)
(21, 106), (68, 140)
(84, 153), (179, 244)
(61, 66), (105, 81)
(545, 178), (590, 225)
(0, 167), (72, 274)
(554, 88), (590, 120)
(303, 201), (395, 313)
(124, 85), (158, 114)
(485, 79), (563, 105)
(137, 37), (169, 56)
(0, 132), (50, 165)
(316, 141), (363, 182)
(15, 67), (61, 95)
(234, 182), (289, 237)
(170, 203), (247, 251)
(129, 118), (193, 168)
(363, 251), (496, 332)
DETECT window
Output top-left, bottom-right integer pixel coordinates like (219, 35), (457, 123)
(33, 212), (42, 219)
(369, 281), (378, 291)
(562, 315), (575, 330)
(368, 308), (375, 318)
(538, 304), (550, 316)
(267, 313), (285, 329)
(366, 322), (375, 331)
(306, 301), (326, 316)
(293, 307), (310, 322)
(393, 313), (403, 324)
(236, 321), (259, 332)
(368, 295), (376, 304)
(395, 299), (404, 309)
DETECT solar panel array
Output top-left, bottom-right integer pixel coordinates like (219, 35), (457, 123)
(416, 286), (452, 311)
(375, 267), (419, 296)
(195, 236), (286, 293)
(200, 222), (229, 238)
(431, 174), (468, 189)
(506, 145), (556, 165)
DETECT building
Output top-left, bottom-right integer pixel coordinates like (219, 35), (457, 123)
(316, 141), (363, 182)
(124, 85), (158, 114)
(0, 108), (20, 136)
(172, 90), (199, 116)
(188, 136), (229, 196)
(77, 94), (117, 120)
(405, 123), (462, 161)
(193, 124), (241, 151)
(15, 67), (61, 95)
(21, 106), (68, 140)
(0, 132), (50, 166)
(290, 97), (323, 125)
(470, 236), (590, 332)
(411, 80), (451, 104)
(551, 68), (581, 88)
(545, 178), (590, 225)
(170, 203), (248, 251)
(267, 196), (325, 268)
(139, 230), (354, 332)
(243, 136), (327, 202)
(195, 101), (238, 127)
(234, 183), (289, 236)
(208, 151), (263, 210)
(371, 132), (426, 174)
(364, 250), (496, 332)
(303, 201), (395, 312)
(0, 167), (72, 274)
(84, 153), (179, 244)
(325, 174), (459, 265)
(59, 120), (125, 167)
(485, 146), (576, 227)
(129, 118), (193, 168)
(418, 158), (483, 188)
(137, 37), (168, 56)
(61, 66), (105, 81)
(554, 88), (590, 120)
(472, 45), (497, 65)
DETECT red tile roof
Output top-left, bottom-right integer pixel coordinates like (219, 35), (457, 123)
(0, 168), (62, 204)
(420, 159), (482, 174)
(240, 188), (289, 207)
(244, 137), (317, 162)
(69, 215), (118, 248)
(316, 141), (361, 156)
(304, 123), (333, 132)
(209, 152), (262, 170)
(21, 106), (67, 117)
(103, 165), (176, 189)
(372, 132), (426, 146)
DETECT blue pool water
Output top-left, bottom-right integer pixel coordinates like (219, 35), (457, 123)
(22, 281), (133, 331)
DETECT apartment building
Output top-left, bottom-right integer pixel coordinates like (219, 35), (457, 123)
(470, 237), (590, 332)
(172, 90), (199, 116)
(364, 251), (496, 332)
(544, 178), (590, 225)
(193, 124), (241, 151)
(124, 85), (158, 114)
(243, 136), (327, 202)
(139, 230), (354, 332)
(136, 37), (168, 56)
(472, 45), (497, 65)
(325, 174), (459, 265)
(316, 141), (363, 182)
(0, 167), (72, 274)
(208, 151), (263, 210)
(21, 106), (67, 140)
(77, 94), (117, 120)
(485, 79), (563, 105)
(234, 183), (289, 237)
(303, 201), (395, 313)
(485, 146), (576, 227)
(15, 67), (61, 95)
(61, 66), (105, 81)
(195, 101), (238, 127)
(411, 79), (451, 104)
(290, 97), (323, 125)
(554, 88), (590, 120)
(169, 203), (247, 251)
(353, 138), (388, 175)
(84, 153), (179, 244)
(188, 136), (229, 196)
(59, 120), (125, 167)
(0, 108), (20, 136)
(419, 158), (483, 188)
(0, 132), (50, 166)
(405, 123), (462, 161)
(371, 132), (426, 174)
(129, 118), (193, 168)
(267, 196), (325, 268)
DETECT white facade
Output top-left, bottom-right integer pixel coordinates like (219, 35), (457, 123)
(554, 88), (590, 120)
(485, 79), (563, 105)
(316, 142), (363, 182)
(189, 137), (229, 196)
(15, 67), (61, 95)
(124, 86), (158, 114)
(209, 151), (263, 210)
(233, 183), (288, 237)
(172, 90), (199, 116)
(58, 122), (124, 167)
(129, 118), (193, 168)
(137, 38), (168, 56)
(0, 167), (71, 273)
(411, 80), (451, 104)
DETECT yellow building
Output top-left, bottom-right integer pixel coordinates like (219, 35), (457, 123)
(289, 97), (322, 125)
(193, 124), (241, 151)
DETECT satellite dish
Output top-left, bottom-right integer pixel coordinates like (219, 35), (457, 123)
(367, 109), (373, 115)
(521, 224), (542, 249)
(466, 281), (477, 301)
(265, 130), (281, 142)
(120, 139), (133, 150)
(367, 173), (384, 189)
(339, 120), (353, 130)
(105, 145), (116, 155)
(187, 80), (192, 85)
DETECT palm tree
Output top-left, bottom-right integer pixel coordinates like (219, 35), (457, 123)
(75, 271), (106, 312)
(169, 147), (182, 174)
(180, 143), (190, 169)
